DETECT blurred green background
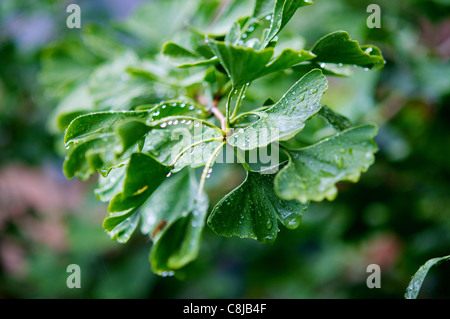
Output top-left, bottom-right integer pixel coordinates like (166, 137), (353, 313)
(0, 0), (449, 298)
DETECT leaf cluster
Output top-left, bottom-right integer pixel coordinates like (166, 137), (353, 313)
(41, 0), (384, 276)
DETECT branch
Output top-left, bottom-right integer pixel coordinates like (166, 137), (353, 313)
(204, 95), (227, 132)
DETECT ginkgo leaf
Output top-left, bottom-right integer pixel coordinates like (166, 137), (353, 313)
(161, 42), (219, 68)
(88, 52), (160, 110)
(95, 164), (127, 202)
(143, 169), (209, 274)
(208, 170), (309, 243)
(261, 0), (313, 48)
(311, 31), (385, 70)
(227, 69), (327, 150)
(405, 255), (450, 299)
(63, 100), (216, 179)
(208, 40), (315, 87)
(274, 124), (378, 203)
(318, 105), (352, 132)
(63, 111), (153, 179)
(253, 0), (276, 18)
(102, 153), (171, 242)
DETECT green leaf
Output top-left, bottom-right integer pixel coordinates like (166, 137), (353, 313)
(199, 0), (254, 36)
(161, 42), (218, 68)
(262, 0), (313, 48)
(318, 105), (352, 131)
(88, 52), (159, 110)
(228, 69), (327, 150)
(144, 169), (209, 274)
(405, 255), (450, 299)
(63, 100), (215, 179)
(275, 124), (378, 203)
(63, 110), (153, 180)
(208, 170), (308, 243)
(142, 125), (224, 172)
(95, 164), (127, 202)
(208, 40), (315, 87)
(102, 153), (171, 243)
(311, 31), (385, 71)
(48, 83), (96, 133)
(253, 0), (276, 18)
(139, 101), (224, 171)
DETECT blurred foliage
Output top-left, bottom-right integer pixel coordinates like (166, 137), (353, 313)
(0, 0), (449, 298)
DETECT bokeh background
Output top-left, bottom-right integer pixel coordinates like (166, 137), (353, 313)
(0, 0), (449, 298)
